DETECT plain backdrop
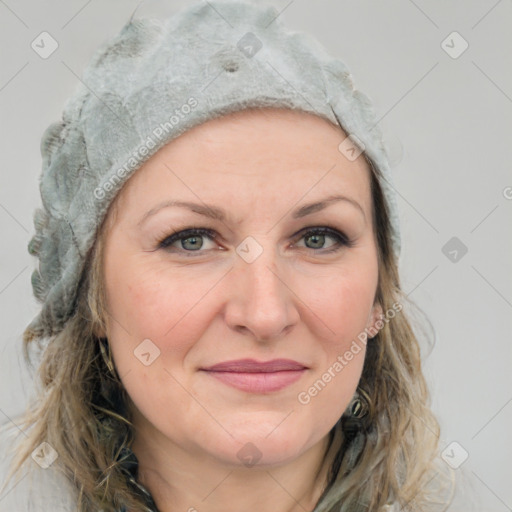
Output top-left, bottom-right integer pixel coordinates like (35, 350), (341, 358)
(0, 1), (511, 510)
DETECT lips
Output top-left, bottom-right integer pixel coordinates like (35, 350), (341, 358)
(200, 359), (308, 393)
(201, 358), (308, 373)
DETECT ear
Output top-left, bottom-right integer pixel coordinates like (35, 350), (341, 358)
(366, 302), (383, 339)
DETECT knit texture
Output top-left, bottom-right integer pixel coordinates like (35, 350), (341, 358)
(27, 0), (401, 340)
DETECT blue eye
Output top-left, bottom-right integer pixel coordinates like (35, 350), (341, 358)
(296, 227), (353, 252)
(159, 228), (218, 252)
(158, 226), (353, 255)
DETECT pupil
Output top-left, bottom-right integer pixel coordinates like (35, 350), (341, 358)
(307, 234), (324, 249)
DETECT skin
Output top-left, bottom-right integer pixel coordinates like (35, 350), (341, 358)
(99, 108), (383, 512)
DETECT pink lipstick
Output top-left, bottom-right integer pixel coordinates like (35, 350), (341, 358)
(200, 358), (308, 393)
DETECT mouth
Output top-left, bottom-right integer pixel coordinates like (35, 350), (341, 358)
(199, 359), (308, 393)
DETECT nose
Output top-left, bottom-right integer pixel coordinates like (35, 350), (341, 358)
(224, 244), (300, 342)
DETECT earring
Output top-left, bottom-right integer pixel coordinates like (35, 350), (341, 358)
(99, 337), (115, 374)
(347, 389), (369, 419)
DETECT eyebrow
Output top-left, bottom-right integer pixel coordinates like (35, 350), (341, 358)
(138, 194), (365, 227)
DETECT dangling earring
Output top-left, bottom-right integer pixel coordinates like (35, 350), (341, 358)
(347, 389), (369, 419)
(99, 337), (115, 374)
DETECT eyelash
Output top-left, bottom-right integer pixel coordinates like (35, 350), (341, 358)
(157, 225), (354, 256)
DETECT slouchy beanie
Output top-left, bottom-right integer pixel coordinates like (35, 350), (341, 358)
(27, 0), (401, 340)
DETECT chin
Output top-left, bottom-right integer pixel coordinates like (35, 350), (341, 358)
(202, 424), (318, 469)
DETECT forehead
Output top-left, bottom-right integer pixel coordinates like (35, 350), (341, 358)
(108, 108), (373, 225)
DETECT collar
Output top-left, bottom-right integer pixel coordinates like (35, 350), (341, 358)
(117, 446), (160, 512)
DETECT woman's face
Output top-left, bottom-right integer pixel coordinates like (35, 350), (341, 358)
(101, 108), (382, 467)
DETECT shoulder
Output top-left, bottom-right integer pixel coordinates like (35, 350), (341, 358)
(0, 421), (78, 512)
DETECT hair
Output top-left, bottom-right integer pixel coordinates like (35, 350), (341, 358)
(3, 123), (454, 512)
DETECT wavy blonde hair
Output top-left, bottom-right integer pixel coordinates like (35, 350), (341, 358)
(4, 151), (454, 511)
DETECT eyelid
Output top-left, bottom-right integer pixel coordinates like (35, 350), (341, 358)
(291, 224), (352, 244)
(157, 224), (354, 255)
(158, 227), (218, 251)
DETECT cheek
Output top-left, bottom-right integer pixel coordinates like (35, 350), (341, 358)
(297, 277), (370, 424)
(104, 254), (220, 354)
(304, 262), (378, 344)
(292, 260), (376, 410)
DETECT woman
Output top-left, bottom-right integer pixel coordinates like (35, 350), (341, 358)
(0, 1), (453, 511)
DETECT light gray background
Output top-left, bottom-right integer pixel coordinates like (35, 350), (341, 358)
(1, 0), (511, 510)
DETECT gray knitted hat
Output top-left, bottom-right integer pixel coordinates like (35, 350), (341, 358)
(27, 0), (401, 340)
